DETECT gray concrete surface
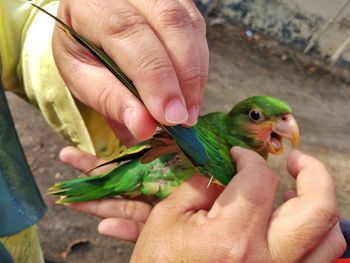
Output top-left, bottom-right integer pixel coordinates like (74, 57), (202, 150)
(196, 0), (350, 71)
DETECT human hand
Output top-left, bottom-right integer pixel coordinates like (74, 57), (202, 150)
(59, 146), (156, 241)
(53, 0), (208, 141)
(131, 147), (346, 262)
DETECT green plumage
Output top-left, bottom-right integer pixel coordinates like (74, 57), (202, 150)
(49, 96), (294, 203)
(53, 154), (196, 202)
(31, 4), (296, 203)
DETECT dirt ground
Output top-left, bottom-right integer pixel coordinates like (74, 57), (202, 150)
(6, 23), (350, 262)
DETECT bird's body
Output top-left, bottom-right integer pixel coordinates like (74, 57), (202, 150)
(50, 96), (299, 203)
(30, 5), (299, 204)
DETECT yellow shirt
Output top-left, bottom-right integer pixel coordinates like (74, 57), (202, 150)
(0, 0), (121, 159)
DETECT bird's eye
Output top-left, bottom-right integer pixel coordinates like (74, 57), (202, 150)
(249, 110), (263, 122)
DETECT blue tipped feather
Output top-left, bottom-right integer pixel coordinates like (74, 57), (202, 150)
(164, 125), (209, 166)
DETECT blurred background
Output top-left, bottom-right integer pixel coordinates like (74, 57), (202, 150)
(6, 0), (350, 262)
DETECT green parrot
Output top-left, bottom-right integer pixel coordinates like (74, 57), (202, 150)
(49, 95), (299, 202)
(32, 5), (299, 203)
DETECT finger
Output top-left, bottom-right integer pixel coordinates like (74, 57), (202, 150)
(52, 28), (157, 140)
(106, 118), (139, 147)
(162, 174), (224, 214)
(65, 0), (190, 126)
(59, 146), (102, 173)
(268, 150), (339, 262)
(208, 147), (277, 231)
(59, 146), (116, 175)
(98, 218), (144, 242)
(288, 150), (336, 200)
(66, 198), (152, 223)
(177, 0), (209, 109)
(130, 0), (207, 125)
(303, 222), (346, 263)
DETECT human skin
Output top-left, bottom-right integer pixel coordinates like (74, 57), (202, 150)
(52, 0), (209, 144)
(130, 147), (345, 263)
(51, 3), (345, 257)
(60, 146), (345, 262)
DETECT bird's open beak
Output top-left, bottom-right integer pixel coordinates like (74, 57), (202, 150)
(267, 113), (299, 154)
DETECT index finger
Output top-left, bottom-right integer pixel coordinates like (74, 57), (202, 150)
(130, 0), (208, 125)
(66, 0), (191, 126)
(66, 198), (152, 222)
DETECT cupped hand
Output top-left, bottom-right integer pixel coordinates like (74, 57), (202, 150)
(53, 0), (209, 141)
(59, 146), (157, 241)
(131, 147), (346, 262)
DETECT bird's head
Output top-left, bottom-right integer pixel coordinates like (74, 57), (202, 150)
(227, 96), (299, 156)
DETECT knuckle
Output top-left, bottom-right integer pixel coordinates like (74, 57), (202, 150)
(156, 3), (191, 29)
(225, 244), (246, 261)
(180, 64), (201, 85)
(135, 51), (173, 80)
(200, 75), (209, 92)
(121, 200), (137, 220)
(213, 224), (270, 262)
(94, 202), (104, 217)
(190, 11), (206, 33)
(222, 239), (257, 262)
(222, 251), (244, 262)
(192, 212), (208, 228)
(201, 69), (209, 82)
(200, 67), (209, 91)
(314, 202), (339, 230)
(97, 85), (114, 118)
(201, 65), (209, 82)
(99, 8), (147, 38)
(215, 229), (245, 260)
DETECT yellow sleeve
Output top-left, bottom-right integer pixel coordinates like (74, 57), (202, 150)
(0, 0), (122, 159)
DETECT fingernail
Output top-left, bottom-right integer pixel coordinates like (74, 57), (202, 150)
(98, 221), (115, 236)
(122, 107), (135, 136)
(185, 105), (199, 126)
(165, 98), (188, 124)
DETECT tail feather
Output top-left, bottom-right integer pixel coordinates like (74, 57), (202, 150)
(49, 158), (145, 203)
(57, 188), (115, 204)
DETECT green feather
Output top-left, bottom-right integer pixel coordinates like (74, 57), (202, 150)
(53, 154), (195, 203)
(31, 5), (297, 203)
(49, 95), (296, 202)
(229, 96), (292, 117)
